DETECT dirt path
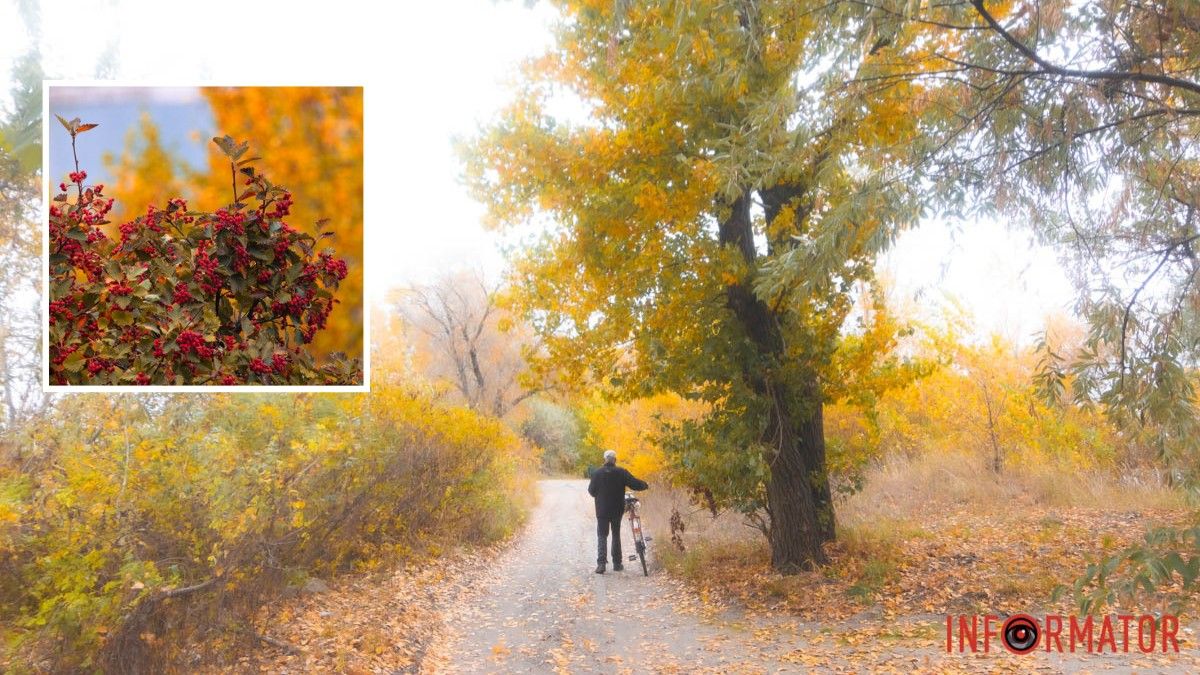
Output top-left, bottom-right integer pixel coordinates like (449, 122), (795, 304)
(424, 479), (771, 673)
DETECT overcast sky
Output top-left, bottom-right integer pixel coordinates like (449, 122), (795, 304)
(4, 0), (1074, 344)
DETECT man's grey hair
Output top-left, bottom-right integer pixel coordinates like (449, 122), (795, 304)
(603, 450), (617, 465)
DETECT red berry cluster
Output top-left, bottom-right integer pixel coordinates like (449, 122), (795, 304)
(195, 240), (223, 295)
(176, 330), (215, 358)
(172, 282), (194, 305)
(48, 181), (114, 283)
(214, 208), (247, 235)
(269, 192), (293, 219)
(107, 280), (134, 296)
(320, 251), (349, 281)
(86, 357), (114, 376)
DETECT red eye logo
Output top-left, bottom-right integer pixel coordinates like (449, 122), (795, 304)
(1002, 614), (1040, 654)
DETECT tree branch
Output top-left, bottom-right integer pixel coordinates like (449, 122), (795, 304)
(970, 0), (1200, 97)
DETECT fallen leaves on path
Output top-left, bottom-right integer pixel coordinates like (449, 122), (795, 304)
(656, 498), (1200, 673)
(195, 546), (500, 673)
(666, 500), (1194, 621)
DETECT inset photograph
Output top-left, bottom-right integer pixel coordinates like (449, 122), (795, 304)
(45, 85), (364, 388)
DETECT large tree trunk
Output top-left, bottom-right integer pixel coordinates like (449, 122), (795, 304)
(764, 382), (834, 570)
(718, 190), (835, 572)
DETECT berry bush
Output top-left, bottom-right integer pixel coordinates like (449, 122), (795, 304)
(48, 116), (361, 385)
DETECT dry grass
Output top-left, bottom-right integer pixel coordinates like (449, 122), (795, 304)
(649, 452), (1193, 620)
(840, 452), (1186, 526)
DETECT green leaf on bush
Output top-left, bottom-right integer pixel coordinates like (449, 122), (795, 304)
(62, 350), (86, 372)
(212, 135), (237, 157)
(111, 311), (133, 326)
(248, 247), (275, 263)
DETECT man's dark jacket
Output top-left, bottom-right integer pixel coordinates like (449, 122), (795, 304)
(587, 464), (648, 519)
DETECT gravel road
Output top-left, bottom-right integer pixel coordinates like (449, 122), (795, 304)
(429, 479), (764, 673)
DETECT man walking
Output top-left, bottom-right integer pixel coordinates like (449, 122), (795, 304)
(587, 450), (648, 574)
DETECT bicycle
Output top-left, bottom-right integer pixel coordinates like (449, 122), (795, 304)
(623, 491), (650, 576)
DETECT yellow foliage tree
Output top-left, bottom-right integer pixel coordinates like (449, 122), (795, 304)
(102, 112), (185, 226)
(195, 87), (363, 361)
(581, 392), (707, 480)
(466, 0), (948, 572)
(824, 309), (1120, 488)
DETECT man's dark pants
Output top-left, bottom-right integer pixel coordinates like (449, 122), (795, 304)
(597, 514), (623, 566)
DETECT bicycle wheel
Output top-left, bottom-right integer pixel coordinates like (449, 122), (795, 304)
(631, 515), (649, 576)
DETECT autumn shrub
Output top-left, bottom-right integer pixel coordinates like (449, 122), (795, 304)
(0, 385), (533, 671)
(824, 333), (1122, 491)
(48, 117), (360, 385)
(1064, 522), (1200, 616)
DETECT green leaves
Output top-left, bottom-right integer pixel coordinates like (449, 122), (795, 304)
(61, 350), (86, 373)
(1065, 524), (1200, 615)
(212, 134), (250, 160)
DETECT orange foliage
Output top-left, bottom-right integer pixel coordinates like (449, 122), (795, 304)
(198, 87), (362, 360)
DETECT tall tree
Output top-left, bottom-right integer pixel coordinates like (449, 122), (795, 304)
(103, 112), (187, 225)
(468, 0), (928, 570)
(843, 0), (1200, 452)
(0, 43), (44, 424)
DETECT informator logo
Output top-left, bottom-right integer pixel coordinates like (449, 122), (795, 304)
(945, 613), (1181, 654)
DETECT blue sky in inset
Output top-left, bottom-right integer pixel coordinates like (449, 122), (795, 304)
(48, 87), (214, 187)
